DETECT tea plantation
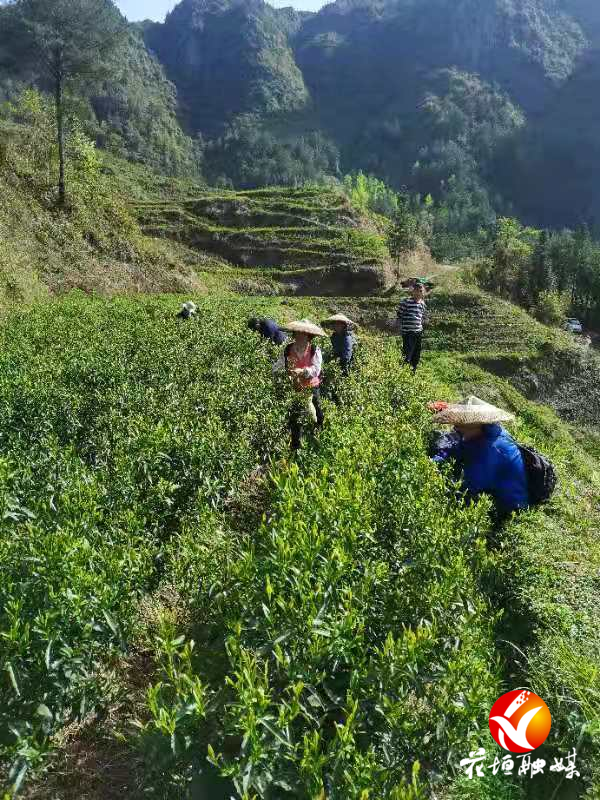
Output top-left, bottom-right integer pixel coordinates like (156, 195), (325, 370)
(0, 293), (596, 800)
(1, 98), (598, 798)
(134, 187), (388, 270)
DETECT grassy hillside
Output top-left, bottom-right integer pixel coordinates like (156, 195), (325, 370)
(0, 100), (400, 306)
(0, 96), (206, 305)
(354, 273), (600, 428)
(0, 1), (200, 179)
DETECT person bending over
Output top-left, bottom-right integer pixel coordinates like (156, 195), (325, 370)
(429, 396), (530, 518)
(177, 301), (198, 320)
(248, 317), (286, 345)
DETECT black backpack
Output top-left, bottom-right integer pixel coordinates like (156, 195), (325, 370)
(518, 444), (557, 506)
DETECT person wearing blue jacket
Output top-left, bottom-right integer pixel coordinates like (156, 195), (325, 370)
(248, 317), (286, 345)
(322, 313), (356, 375)
(430, 396), (530, 516)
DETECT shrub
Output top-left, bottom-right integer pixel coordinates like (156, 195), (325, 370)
(0, 295), (290, 790)
(534, 290), (570, 326)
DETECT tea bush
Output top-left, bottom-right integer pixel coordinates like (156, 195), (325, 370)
(1, 293), (597, 799)
(0, 294), (290, 792)
(140, 340), (512, 798)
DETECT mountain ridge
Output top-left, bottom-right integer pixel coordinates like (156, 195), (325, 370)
(140, 0), (600, 228)
(3, 0), (600, 229)
(144, 0), (309, 135)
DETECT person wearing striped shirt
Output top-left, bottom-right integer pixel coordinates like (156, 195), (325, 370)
(397, 282), (428, 372)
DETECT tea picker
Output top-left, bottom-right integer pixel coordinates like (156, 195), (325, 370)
(273, 319), (326, 450)
(321, 313), (357, 375)
(176, 301), (198, 320)
(248, 317), (286, 345)
(429, 396), (556, 520)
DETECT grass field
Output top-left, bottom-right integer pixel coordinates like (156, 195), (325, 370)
(0, 291), (596, 800)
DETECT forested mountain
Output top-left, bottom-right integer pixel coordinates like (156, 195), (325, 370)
(88, 28), (200, 175)
(505, 48), (600, 228)
(295, 0), (584, 119)
(143, 0), (309, 136)
(135, 0), (600, 229)
(3, 0), (600, 229)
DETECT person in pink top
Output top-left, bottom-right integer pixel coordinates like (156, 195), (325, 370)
(273, 319), (326, 449)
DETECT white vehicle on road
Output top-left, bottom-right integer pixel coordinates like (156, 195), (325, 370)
(563, 318), (584, 334)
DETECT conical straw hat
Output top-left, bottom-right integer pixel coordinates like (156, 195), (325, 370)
(432, 395), (514, 426)
(281, 319), (326, 337)
(321, 313), (356, 328)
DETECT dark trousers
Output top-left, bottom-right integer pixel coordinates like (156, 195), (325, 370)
(289, 388), (324, 450)
(402, 332), (423, 372)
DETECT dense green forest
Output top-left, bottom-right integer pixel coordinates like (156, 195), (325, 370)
(134, 0), (600, 233)
(5, 0), (600, 234)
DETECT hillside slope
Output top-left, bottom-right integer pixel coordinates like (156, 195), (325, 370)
(0, 102), (599, 796)
(0, 106), (405, 304)
(353, 264), (600, 426)
(0, 105), (204, 304)
(2, 291), (598, 800)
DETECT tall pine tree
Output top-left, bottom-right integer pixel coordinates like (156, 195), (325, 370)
(0, 0), (126, 205)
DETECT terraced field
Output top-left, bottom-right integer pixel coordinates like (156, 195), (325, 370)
(133, 187), (391, 294)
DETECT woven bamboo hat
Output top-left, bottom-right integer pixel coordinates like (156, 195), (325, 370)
(432, 395), (515, 426)
(321, 313), (356, 329)
(281, 319), (326, 337)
